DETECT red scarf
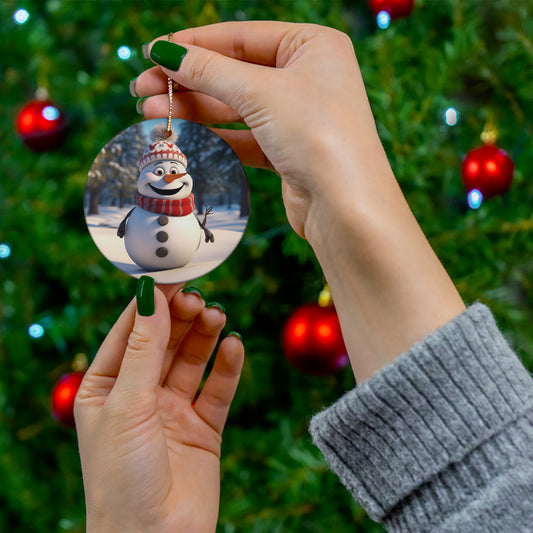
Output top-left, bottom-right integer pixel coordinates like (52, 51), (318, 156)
(136, 192), (195, 217)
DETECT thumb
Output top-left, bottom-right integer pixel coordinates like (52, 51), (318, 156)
(113, 276), (171, 396)
(148, 40), (265, 119)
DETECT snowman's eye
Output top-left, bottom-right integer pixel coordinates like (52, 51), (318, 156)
(155, 168), (164, 176)
(170, 168), (178, 174)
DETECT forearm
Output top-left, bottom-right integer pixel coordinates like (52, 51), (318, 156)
(304, 142), (465, 383)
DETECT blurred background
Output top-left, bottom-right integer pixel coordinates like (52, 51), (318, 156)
(2, 0), (533, 531)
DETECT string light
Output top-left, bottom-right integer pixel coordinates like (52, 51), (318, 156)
(444, 107), (459, 126)
(117, 46), (132, 60)
(28, 323), (45, 339)
(14, 9), (30, 24)
(0, 243), (11, 259)
(376, 11), (391, 29)
(467, 189), (483, 210)
(42, 105), (60, 121)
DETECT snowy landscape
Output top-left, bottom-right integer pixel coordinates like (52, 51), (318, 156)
(86, 204), (248, 283)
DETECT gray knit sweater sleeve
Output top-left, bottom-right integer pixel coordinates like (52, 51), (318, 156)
(309, 303), (533, 532)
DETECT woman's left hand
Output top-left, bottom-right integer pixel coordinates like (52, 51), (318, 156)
(75, 279), (244, 533)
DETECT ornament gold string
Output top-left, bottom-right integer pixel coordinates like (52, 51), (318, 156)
(164, 32), (177, 138)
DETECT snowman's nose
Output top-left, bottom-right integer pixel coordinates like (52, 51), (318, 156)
(164, 172), (187, 183)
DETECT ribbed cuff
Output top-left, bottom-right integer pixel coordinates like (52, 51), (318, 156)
(309, 303), (533, 530)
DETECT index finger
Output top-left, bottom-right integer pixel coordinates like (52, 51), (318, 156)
(83, 297), (137, 380)
(152, 20), (296, 67)
(135, 21), (295, 98)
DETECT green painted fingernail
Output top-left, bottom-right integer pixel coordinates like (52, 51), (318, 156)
(142, 42), (150, 59)
(137, 276), (155, 316)
(206, 302), (226, 314)
(129, 77), (138, 97)
(228, 331), (243, 342)
(182, 286), (204, 299)
(136, 97), (147, 115)
(150, 41), (188, 71)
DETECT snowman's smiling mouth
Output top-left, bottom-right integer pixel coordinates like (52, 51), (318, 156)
(149, 183), (185, 196)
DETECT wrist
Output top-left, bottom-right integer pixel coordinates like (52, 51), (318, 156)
(302, 152), (465, 382)
(85, 504), (145, 533)
(87, 520), (145, 533)
(303, 141), (397, 253)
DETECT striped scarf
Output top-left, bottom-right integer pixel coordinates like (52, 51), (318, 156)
(136, 192), (195, 217)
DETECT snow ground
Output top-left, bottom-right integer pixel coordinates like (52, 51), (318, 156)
(86, 204), (247, 283)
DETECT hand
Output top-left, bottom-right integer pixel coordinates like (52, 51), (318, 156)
(75, 280), (244, 532)
(134, 21), (385, 240)
(134, 22), (465, 383)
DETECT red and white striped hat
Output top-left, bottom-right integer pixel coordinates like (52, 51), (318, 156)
(138, 126), (187, 171)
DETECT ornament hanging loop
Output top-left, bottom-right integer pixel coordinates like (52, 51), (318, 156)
(163, 32), (177, 139)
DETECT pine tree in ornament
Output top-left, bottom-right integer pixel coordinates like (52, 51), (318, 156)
(282, 301), (348, 375)
(368, 0), (415, 19)
(462, 127), (514, 200)
(16, 93), (67, 151)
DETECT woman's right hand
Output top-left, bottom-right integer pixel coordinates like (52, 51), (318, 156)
(134, 22), (465, 383)
(133, 21), (391, 241)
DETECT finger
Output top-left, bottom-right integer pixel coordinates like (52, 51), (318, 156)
(156, 282), (185, 302)
(163, 305), (226, 400)
(210, 129), (274, 170)
(159, 288), (206, 383)
(81, 297), (137, 382)
(76, 298), (137, 406)
(193, 335), (244, 434)
(113, 284), (171, 395)
(167, 21), (295, 66)
(140, 91), (271, 168)
(141, 92), (243, 124)
(147, 40), (271, 119)
(133, 66), (209, 97)
(133, 65), (171, 96)
(139, 90), (270, 169)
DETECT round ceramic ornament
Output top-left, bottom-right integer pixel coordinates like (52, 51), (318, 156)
(85, 118), (249, 283)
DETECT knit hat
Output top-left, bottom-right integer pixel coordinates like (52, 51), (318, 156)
(138, 126), (187, 171)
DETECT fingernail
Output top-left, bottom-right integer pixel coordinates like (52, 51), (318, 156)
(206, 301), (226, 314)
(136, 97), (147, 115)
(150, 41), (188, 71)
(129, 77), (138, 97)
(137, 275), (155, 316)
(228, 331), (242, 342)
(142, 42), (150, 59)
(182, 286), (204, 299)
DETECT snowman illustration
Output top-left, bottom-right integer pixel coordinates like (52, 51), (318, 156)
(117, 126), (214, 271)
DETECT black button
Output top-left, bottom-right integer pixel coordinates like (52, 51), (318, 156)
(156, 247), (168, 257)
(156, 231), (168, 243)
(158, 215), (169, 226)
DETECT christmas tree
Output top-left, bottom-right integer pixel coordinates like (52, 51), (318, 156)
(2, 1), (533, 531)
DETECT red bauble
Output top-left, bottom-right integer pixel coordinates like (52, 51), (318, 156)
(368, 0), (415, 18)
(16, 99), (67, 151)
(461, 144), (514, 198)
(282, 303), (348, 375)
(51, 372), (84, 426)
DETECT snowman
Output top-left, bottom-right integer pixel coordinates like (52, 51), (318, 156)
(117, 127), (214, 271)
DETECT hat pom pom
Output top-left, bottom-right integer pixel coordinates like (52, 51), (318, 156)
(150, 125), (178, 144)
